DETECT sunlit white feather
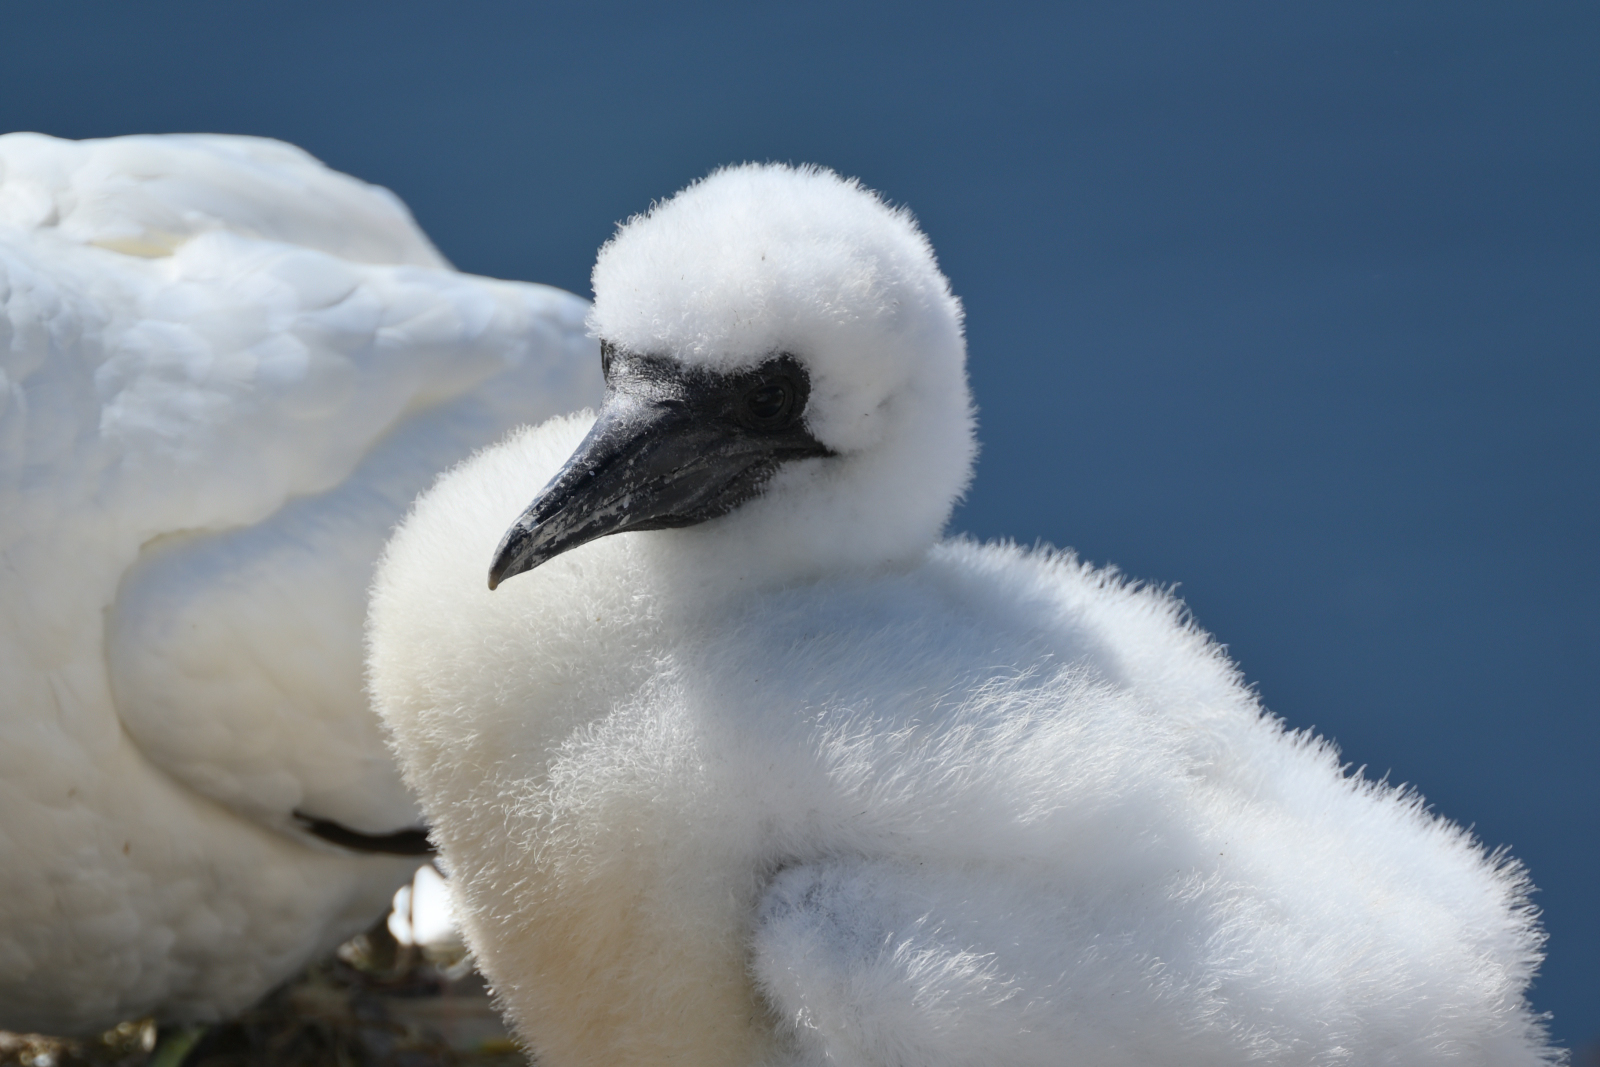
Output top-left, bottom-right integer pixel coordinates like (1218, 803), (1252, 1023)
(0, 132), (600, 1032)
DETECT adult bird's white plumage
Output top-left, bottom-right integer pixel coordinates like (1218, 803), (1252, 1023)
(368, 164), (1554, 1067)
(0, 132), (601, 1033)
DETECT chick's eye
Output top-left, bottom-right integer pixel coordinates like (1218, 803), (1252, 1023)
(744, 380), (793, 425)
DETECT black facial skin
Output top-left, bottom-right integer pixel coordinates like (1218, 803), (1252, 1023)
(488, 342), (833, 589)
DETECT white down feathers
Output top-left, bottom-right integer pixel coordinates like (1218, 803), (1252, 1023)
(369, 165), (1553, 1067)
(0, 132), (600, 1032)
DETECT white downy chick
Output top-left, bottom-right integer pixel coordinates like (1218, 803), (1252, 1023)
(369, 164), (1553, 1067)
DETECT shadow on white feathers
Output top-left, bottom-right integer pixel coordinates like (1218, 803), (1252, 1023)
(369, 164), (1555, 1067)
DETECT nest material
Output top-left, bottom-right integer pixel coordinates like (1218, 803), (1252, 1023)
(0, 922), (522, 1067)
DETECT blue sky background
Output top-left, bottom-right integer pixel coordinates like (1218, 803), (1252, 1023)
(5, 0), (1595, 1047)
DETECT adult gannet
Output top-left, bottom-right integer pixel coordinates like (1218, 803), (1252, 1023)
(0, 132), (600, 1033)
(369, 164), (1554, 1067)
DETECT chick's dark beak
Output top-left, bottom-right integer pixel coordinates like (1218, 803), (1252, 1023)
(488, 348), (830, 590)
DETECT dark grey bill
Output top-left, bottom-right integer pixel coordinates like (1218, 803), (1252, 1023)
(488, 343), (833, 589)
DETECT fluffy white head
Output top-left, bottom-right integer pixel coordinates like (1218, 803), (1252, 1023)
(589, 164), (975, 578)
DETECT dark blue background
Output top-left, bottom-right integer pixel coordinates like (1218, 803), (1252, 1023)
(6, 0), (1594, 1048)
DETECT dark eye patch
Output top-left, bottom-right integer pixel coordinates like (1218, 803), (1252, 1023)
(599, 343), (812, 435)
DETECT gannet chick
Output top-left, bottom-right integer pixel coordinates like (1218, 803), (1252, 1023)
(0, 132), (599, 1033)
(369, 164), (1554, 1067)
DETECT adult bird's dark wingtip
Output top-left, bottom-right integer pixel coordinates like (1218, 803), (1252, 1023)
(293, 811), (436, 856)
